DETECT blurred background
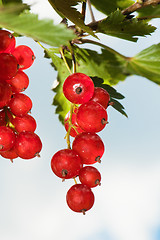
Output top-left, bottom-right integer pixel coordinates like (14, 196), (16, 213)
(0, 1), (160, 240)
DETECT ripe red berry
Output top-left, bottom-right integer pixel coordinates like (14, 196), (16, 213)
(79, 166), (101, 188)
(0, 126), (16, 152)
(15, 131), (42, 159)
(76, 101), (108, 133)
(0, 30), (16, 53)
(0, 53), (18, 81)
(12, 45), (35, 70)
(11, 114), (37, 133)
(72, 132), (104, 164)
(90, 87), (110, 109)
(0, 146), (18, 161)
(9, 93), (32, 116)
(64, 108), (84, 137)
(66, 184), (95, 214)
(63, 73), (94, 104)
(7, 70), (29, 93)
(51, 149), (82, 179)
(0, 82), (12, 109)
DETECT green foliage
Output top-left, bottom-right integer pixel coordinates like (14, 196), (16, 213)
(48, 0), (95, 37)
(0, 4), (76, 47)
(90, 0), (134, 16)
(45, 48), (71, 123)
(138, 5), (160, 19)
(98, 10), (156, 42)
(2, 0), (22, 4)
(70, 45), (128, 85)
(127, 43), (160, 84)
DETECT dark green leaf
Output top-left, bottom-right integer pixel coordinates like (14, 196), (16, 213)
(110, 98), (128, 117)
(0, 4), (76, 47)
(2, 0), (22, 4)
(98, 10), (156, 42)
(127, 43), (160, 84)
(90, 0), (134, 16)
(138, 5), (160, 19)
(48, 0), (95, 37)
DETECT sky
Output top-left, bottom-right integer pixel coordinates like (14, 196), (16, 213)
(1, 1), (160, 240)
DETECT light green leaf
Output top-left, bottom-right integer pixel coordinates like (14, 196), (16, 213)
(48, 0), (95, 37)
(45, 48), (71, 124)
(138, 5), (160, 19)
(127, 43), (160, 84)
(90, 0), (134, 16)
(98, 10), (156, 42)
(0, 4), (76, 47)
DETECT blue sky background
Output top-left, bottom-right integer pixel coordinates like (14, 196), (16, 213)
(1, 1), (160, 240)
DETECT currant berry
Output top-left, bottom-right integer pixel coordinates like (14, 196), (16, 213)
(9, 93), (32, 116)
(0, 126), (16, 152)
(66, 184), (95, 214)
(64, 108), (84, 137)
(76, 101), (108, 133)
(63, 73), (94, 104)
(51, 149), (82, 179)
(15, 131), (42, 159)
(11, 114), (37, 133)
(7, 70), (29, 93)
(90, 87), (110, 109)
(0, 82), (12, 109)
(0, 53), (18, 81)
(72, 132), (104, 164)
(12, 45), (35, 70)
(79, 166), (101, 188)
(0, 30), (16, 53)
(0, 146), (18, 161)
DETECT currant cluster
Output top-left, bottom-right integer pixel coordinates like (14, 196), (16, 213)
(51, 72), (110, 214)
(0, 29), (42, 161)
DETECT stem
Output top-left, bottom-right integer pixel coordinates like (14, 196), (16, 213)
(80, 39), (127, 60)
(87, 0), (96, 22)
(73, 177), (78, 184)
(69, 43), (76, 73)
(64, 103), (75, 149)
(59, 48), (72, 74)
(81, 1), (87, 22)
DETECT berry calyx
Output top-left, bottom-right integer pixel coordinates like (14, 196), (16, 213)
(63, 73), (94, 104)
(79, 166), (101, 188)
(51, 149), (82, 179)
(72, 132), (104, 164)
(66, 184), (95, 214)
(76, 101), (108, 133)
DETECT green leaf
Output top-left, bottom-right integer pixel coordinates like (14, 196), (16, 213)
(127, 43), (160, 84)
(0, 4), (76, 47)
(2, 0), (22, 4)
(110, 97), (128, 117)
(97, 10), (156, 42)
(90, 0), (134, 16)
(138, 5), (160, 19)
(48, 0), (95, 37)
(45, 48), (71, 124)
(70, 45), (128, 85)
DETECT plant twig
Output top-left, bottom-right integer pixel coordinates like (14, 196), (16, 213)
(87, 0), (96, 22)
(81, 1), (87, 22)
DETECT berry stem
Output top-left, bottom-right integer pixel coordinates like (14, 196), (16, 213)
(59, 47), (72, 74)
(73, 177), (78, 184)
(64, 103), (75, 149)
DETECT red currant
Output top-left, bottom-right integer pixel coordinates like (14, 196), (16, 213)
(0, 126), (16, 152)
(0, 53), (18, 81)
(72, 132), (104, 164)
(79, 166), (101, 188)
(51, 149), (82, 179)
(9, 93), (32, 116)
(66, 184), (94, 214)
(15, 131), (42, 159)
(0, 145), (18, 161)
(90, 87), (110, 109)
(76, 101), (108, 133)
(12, 45), (35, 70)
(0, 30), (16, 53)
(7, 70), (29, 93)
(64, 108), (84, 137)
(0, 82), (12, 109)
(63, 73), (94, 104)
(11, 114), (37, 133)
